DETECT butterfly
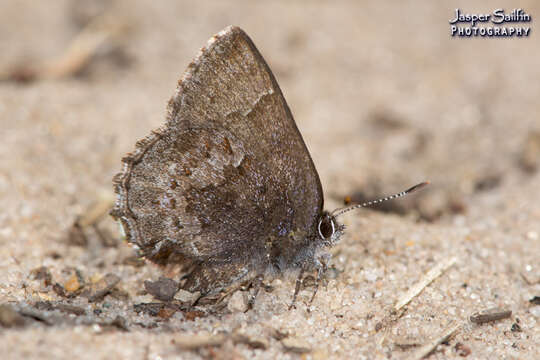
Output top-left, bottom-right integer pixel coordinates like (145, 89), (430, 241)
(111, 26), (427, 308)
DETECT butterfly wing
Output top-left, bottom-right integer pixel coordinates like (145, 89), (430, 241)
(112, 26), (323, 281)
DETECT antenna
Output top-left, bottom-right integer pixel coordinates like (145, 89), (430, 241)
(331, 181), (430, 218)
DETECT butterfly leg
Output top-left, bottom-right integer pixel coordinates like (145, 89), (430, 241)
(288, 268), (305, 310)
(308, 266), (323, 306)
(247, 273), (264, 310)
(309, 254), (330, 306)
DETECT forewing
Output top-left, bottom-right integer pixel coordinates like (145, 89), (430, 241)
(111, 26), (323, 267)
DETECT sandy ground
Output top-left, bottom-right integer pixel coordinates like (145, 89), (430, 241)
(1, 0), (539, 359)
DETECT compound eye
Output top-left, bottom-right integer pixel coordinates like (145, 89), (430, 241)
(318, 216), (335, 239)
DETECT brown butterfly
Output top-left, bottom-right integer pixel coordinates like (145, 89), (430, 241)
(111, 26), (427, 308)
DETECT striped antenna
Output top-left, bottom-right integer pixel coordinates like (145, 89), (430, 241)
(331, 181), (430, 218)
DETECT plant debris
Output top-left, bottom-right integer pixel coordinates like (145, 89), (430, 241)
(411, 322), (461, 359)
(174, 333), (226, 350)
(470, 307), (512, 324)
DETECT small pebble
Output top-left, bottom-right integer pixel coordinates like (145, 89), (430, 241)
(227, 290), (248, 313)
(30, 266), (52, 287)
(64, 274), (82, 293)
(0, 304), (26, 328)
(108, 315), (129, 331)
(174, 289), (200, 304)
(281, 336), (311, 354)
(454, 342), (472, 357)
(157, 306), (178, 319)
(529, 296), (540, 305)
(83, 273), (120, 302)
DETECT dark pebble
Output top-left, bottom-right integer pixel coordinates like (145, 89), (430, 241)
(144, 277), (179, 301)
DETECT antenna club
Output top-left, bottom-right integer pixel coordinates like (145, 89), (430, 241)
(405, 181), (430, 194)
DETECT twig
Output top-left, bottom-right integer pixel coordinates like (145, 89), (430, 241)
(410, 322), (461, 359)
(67, 191), (114, 246)
(520, 271), (539, 285)
(43, 11), (128, 79)
(395, 256), (457, 311)
(375, 256), (457, 335)
(470, 307), (512, 324)
(175, 334), (226, 350)
(77, 191), (115, 228)
(0, 9), (128, 82)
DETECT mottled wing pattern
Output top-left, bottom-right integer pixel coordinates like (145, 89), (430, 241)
(111, 26), (323, 292)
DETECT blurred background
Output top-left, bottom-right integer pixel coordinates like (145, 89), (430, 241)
(1, 1), (539, 358)
(2, 0), (539, 230)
